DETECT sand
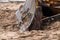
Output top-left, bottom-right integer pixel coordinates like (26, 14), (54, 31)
(0, 2), (60, 40)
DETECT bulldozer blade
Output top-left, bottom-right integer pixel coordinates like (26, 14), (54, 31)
(15, 0), (36, 32)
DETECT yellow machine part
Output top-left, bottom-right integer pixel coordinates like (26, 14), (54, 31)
(36, 0), (40, 8)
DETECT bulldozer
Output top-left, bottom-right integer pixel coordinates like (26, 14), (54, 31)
(15, 0), (60, 32)
(0, 0), (60, 32)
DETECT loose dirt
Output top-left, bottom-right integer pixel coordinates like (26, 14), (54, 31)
(0, 2), (60, 40)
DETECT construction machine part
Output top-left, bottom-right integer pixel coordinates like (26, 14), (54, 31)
(29, 0), (60, 30)
(28, 0), (43, 30)
(41, 0), (60, 14)
(38, 0), (60, 30)
(40, 14), (60, 30)
(28, 7), (43, 30)
(18, 0), (60, 32)
(16, 0), (36, 32)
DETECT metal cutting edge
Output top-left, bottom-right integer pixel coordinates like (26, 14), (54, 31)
(16, 0), (35, 32)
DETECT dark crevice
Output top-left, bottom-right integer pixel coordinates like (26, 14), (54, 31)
(28, 6), (57, 31)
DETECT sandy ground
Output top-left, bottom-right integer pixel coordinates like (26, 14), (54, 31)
(0, 2), (60, 40)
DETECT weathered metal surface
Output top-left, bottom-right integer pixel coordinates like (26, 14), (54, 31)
(15, 0), (36, 32)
